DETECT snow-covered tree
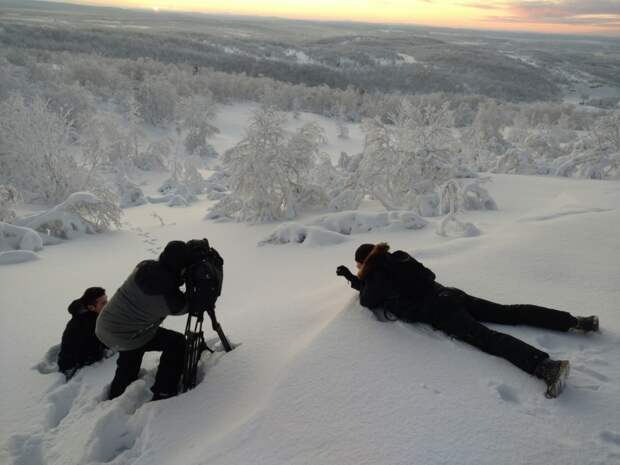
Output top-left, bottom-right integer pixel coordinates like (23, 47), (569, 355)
(211, 107), (325, 222)
(80, 113), (127, 175)
(0, 185), (21, 223)
(45, 82), (96, 131)
(356, 100), (457, 214)
(116, 174), (146, 208)
(492, 147), (543, 175)
(0, 95), (85, 204)
(591, 111), (620, 154)
(178, 95), (220, 159)
(463, 100), (511, 169)
(136, 76), (177, 127)
(552, 148), (620, 179)
(152, 161), (206, 206)
(134, 139), (170, 171)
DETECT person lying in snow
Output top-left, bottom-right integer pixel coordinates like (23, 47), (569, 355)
(337, 242), (599, 398)
(58, 287), (108, 380)
(96, 241), (192, 401)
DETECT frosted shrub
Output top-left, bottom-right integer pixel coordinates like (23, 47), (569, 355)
(310, 155), (361, 212)
(134, 139), (170, 171)
(552, 149), (620, 179)
(179, 95), (220, 160)
(0, 95), (85, 204)
(15, 191), (122, 239)
(492, 147), (542, 175)
(0, 222), (43, 252)
(592, 111), (620, 154)
(136, 77), (177, 127)
(0, 185), (21, 223)
(116, 175), (146, 208)
(439, 178), (497, 214)
(357, 100), (457, 213)
(212, 107), (324, 222)
(63, 54), (130, 97)
(45, 83), (96, 130)
(152, 162), (205, 206)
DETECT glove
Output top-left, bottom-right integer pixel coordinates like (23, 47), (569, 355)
(336, 265), (354, 281)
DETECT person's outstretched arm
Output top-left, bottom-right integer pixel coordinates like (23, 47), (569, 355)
(336, 265), (362, 290)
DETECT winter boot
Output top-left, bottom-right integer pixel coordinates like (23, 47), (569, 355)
(573, 316), (599, 333)
(534, 359), (570, 399)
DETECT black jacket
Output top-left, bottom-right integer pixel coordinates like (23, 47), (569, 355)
(349, 243), (438, 321)
(58, 300), (106, 376)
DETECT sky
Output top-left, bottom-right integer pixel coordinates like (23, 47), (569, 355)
(41, 1), (620, 35)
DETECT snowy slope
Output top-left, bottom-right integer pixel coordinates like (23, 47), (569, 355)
(1, 104), (620, 465)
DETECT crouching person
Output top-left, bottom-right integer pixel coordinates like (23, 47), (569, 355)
(96, 241), (192, 401)
(58, 287), (108, 380)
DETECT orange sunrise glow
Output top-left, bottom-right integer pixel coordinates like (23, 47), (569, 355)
(42, 1), (620, 35)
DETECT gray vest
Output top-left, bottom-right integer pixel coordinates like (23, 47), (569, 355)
(95, 268), (187, 351)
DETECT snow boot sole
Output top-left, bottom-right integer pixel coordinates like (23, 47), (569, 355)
(545, 360), (570, 399)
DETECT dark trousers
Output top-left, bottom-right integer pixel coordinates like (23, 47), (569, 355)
(419, 288), (578, 375)
(109, 327), (186, 399)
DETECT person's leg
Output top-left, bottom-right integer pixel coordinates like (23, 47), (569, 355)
(109, 349), (146, 399)
(462, 293), (578, 331)
(142, 327), (186, 397)
(430, 294), (549, 375)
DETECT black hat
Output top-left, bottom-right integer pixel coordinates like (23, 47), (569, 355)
(67, 287), (106, 315)
(355, 243), (374, 264)
(159, 241), (191, 275)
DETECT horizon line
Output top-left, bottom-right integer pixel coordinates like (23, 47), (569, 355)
(9, 0), (620, 39)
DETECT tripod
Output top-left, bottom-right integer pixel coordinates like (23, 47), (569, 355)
(181, 308), (233, 392)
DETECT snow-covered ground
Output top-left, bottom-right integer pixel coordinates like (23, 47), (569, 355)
(1, 169), (620, 465)
(1, 99), (619, 465)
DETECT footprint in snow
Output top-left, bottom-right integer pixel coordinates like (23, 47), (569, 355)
(572, 364), (610, 383)
(85, 380), (153, 463)
(600, 431), (620, 447)
(44, 381), (82, 429)
(535, 334), (563, 350)
(7, 433), (46, 465)
(570, 383), (601, 392)
(518, 207), (611, 223)
(487, 381), (520, 404)
(419, 383), (441, 395)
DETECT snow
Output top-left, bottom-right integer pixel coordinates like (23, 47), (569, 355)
(260, 210), (430, 246)
(397, 53), (418, 64)
(1, 95), (620, 463)
(1, 172), (620, 465)
(284, 49), (315, 65)
(0, 249), (39, 265)
(259, 222), (350, 246)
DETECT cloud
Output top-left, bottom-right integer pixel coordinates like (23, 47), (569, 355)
(483, 14), (620, 28)
(468, 0), (620, 29)
(510, 0), (620, 17)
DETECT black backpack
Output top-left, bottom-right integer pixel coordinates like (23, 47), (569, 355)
(388, 250), (436, 301)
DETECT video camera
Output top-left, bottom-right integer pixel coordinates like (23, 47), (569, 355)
(184, 238), (224, 316)
(181, 238), (232, 392)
